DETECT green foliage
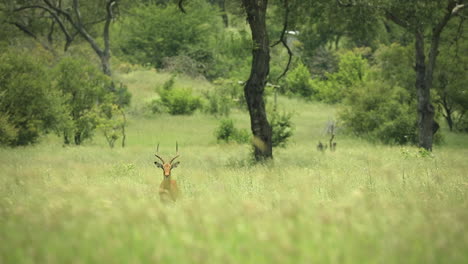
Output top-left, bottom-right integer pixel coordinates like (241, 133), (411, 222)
(53, 56), (115, 145)
(0, 50), (67, 146)
(0, 113), (18, 146)
(339, 81), (418, 145)
(203, 90), (231, 117)
(269, 110), (294, 148)
(207, 29), (252, 80)
(282, 62), (315, 99)
(203, 78), (246, 116)
(372, 43), (414, 92)
(96, 104), (126, 148)
(159, 88), (202, 115)
(433, 35), (468, 132)
(215, 118), (250, 143)
(114, 0), (222, 69)
(306, 47), (339, 80)
(314, 50), (369, 103)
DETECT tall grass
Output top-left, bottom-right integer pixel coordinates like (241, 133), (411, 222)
(1, 71), (467, 264)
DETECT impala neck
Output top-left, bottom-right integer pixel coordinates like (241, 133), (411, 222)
(162, 176), (172, 187)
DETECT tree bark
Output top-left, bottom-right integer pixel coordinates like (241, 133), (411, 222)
(242, 0), (272, 161)
(414, 31), (435, 151)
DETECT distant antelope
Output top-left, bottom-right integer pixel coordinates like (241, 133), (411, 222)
(154, 143), (180, 203)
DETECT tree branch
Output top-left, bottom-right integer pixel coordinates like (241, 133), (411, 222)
(178, 0), (186, 14)
(10, 22), (38, 39)
(14, 4), (74, 50)
(72, 0), (83, 26)
(384, 10), (410, 29)
(271, 0), (293, 82)
(104, 0), (118, 56)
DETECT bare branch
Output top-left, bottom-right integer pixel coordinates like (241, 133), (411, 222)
(271, 0), (289, 47)
(14, 4), (74, 49)
(276, 42), (293, 83)
(271, 0), (293, 82)
(384, 10), (411, 29)
(72, 0), (83, 26)
(10, 22), (38, 39)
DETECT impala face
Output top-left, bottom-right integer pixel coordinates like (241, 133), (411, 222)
(154, 160), (180, 177)
(154, 143), (180, 178)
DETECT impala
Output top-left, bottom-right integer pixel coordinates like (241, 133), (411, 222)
(154, 143), (181, 203)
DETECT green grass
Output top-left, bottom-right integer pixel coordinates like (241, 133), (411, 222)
(1, 71), (467, 264)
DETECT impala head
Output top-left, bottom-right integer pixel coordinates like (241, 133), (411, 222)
(154, 142), (180, 178)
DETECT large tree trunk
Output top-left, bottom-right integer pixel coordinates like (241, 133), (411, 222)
(415, 31), (436, 151)
(242, 0), (272, 161)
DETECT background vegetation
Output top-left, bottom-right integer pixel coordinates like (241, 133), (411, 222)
(0, 0), (467, 263)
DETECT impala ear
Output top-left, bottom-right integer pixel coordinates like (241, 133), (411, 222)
(171, 161), (180, 169)
(154, 161), (163, 168)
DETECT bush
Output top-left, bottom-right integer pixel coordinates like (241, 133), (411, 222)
(270, 110), (294, 148)
(215, 119), (250, 144)
(282, 63), (315, 98)
(202, 78), (246, 117)
(204, 91), (231, 117)
(160, 88), (202, 115)
(53, 56), (116, 145)
(0, 113), (18, 146)
(339, 81), (418, 145)
(314, 50), (369, 103)
(0, 50), (67, 146)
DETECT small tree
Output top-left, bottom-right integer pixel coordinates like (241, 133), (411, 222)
(54, 56), (115, 145)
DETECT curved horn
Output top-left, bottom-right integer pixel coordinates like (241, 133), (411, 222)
(155, 143), (165, 163)
(169, 154), (180, 164)
(170, 142), (180, 163)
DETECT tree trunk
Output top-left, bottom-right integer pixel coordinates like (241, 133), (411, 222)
(440, 91), (454, 131)
(242, 0), (272, 161)
(415, 31), (435, 151)
(220, 0), (228, 27)
(100, 53), (112, 77)
(74, 132), (82, 145)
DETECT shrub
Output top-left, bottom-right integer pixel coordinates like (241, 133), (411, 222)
(0, 50), (67, 146)
(269, 110), (294, 148)
(160, 88), (202, 115)
(53, 56), (115, 145)
(0, 113), (18, 146)
(283, 63), (315, 98)
(202, 78), (246, 117)
(339, 81), (418, 145)
(215, 119), (250, 144)
(315, 50), (369, 103)
(149, 99), (168, 114)
(204, 91), (231, 117)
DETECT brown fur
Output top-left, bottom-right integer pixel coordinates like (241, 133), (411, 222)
(159, 178), (180, 203)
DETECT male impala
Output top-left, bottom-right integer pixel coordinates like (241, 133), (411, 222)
(154, 143), (180, 203)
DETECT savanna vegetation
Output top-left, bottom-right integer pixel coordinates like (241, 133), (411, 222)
(1, 0), (467, 263)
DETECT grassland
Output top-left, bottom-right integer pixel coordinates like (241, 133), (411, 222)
(1, 70), (467, 264)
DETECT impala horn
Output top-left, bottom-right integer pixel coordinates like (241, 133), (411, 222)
(170, 141), (180, 164)
(154, 143), (165, 163)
